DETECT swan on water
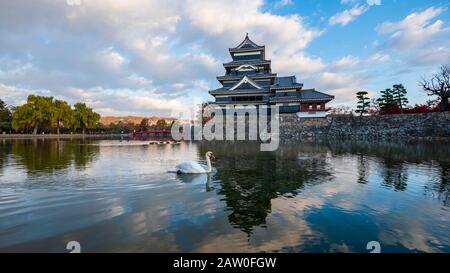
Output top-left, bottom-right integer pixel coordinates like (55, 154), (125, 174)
(174, 151), (215, 174)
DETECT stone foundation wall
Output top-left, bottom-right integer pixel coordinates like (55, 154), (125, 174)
(280, 112), (450, 141)
(279, 114), (331, 140)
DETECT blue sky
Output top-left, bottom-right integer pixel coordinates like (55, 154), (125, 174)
(0, 0), (449, 116)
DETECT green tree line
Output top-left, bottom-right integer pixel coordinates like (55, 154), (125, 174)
(100, 118), (175, 134)
(0, 99), (13, 132)
(352, 65), (449, 116)
(376, 84), (409, 114)
(354, 84), (409, 116)
(1, 95), (100, 135)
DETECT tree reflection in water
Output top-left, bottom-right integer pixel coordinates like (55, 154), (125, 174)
(437, 167), (450, 206)
(379, 160), (408, 191)
(198, 140), (450, 235)
(357, 154), (369, 184)
(425, 164), (450, 207)
(0, 140), (12, 175)
(325, 140), (450, 204)
(8, 139), (98, 174)
(198, 141), (334, 235)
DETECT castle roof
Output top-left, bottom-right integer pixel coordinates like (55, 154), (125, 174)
(229, 33), (265, 52)
(271, 76), (303, 90)
(223, 60), (271, 68)
(269, 89), (334, 103)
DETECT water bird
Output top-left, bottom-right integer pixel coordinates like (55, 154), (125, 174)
(173, 151), (215, 174)
(149, 141), (181, 145)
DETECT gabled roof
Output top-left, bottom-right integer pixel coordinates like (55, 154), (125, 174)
(230, 76), (262, 90)
(235, 64), (258, 71)
(229, 33), (264, 52)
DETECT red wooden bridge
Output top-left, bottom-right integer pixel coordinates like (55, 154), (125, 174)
(131, 130), (175, 136)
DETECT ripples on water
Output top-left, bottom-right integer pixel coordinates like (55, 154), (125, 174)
(0, 138), (449, 253)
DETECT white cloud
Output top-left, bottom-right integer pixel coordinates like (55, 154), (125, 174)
(377, 7), (447, 51)
(310, 72), (368, 104)
(8, 84), (193, 117)
(0, 0), (327, 116)
(273, 52), (325, 75)
(368, 52), (390, 64)
(341, 0), (381, 6)
(332, 55), (361, 69)
(93, 90), (191, 117)
(0, 84), (29, 105)
(127, 74), (153, 88)
(184, 0), (322, 55)
(408, 45), (450, 66)
(329, 5), (369, 26)
(98, 47), (128, 70)
(0, 0), (446, 115)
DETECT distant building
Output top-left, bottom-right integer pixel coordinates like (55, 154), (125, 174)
(209, 34), (334, 117)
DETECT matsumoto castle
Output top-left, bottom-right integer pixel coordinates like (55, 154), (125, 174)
(209, 34), (334, 118)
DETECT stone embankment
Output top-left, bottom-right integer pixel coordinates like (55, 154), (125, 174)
(279, 112), (450, 141)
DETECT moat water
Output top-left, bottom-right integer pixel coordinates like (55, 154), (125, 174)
(0, 138), (449, 252)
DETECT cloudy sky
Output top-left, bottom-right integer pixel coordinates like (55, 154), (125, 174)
(1, 0), (449, 117)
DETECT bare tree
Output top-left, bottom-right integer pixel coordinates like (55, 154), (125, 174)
(368, 98), (381, 115)
(329, 105), (353, 116)
(420, 65), (450, 112)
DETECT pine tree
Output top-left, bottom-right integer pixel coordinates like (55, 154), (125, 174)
(392, 84), (409, 114)
(355, 91), (370, 116)
(377, 88), (396, 113)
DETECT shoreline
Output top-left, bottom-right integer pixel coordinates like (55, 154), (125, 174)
(0, 134), (128, 139)
(1, 134), (449, 142)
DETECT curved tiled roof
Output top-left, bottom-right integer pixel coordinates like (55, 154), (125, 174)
(270, 76), (303, 90)
(223, 60), (271, 67)
(209, 88), (271, 96)
(269, 89), (334, 103)
(217, 73), (277, 81)
(301, 89), (335, 100)
(229, 33), (264, 51)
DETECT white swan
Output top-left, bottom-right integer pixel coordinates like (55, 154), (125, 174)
(175, 151), (215, 174)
